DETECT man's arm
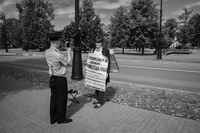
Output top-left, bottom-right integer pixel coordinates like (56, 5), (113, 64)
(67, 47), (72, 65)
(56, 52), (68, 66)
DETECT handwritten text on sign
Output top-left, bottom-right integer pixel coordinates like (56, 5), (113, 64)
(85, 52), (108, 92)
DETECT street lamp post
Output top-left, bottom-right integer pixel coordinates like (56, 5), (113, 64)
(157, 0), (163, 60)
(71, 0), (83, 80)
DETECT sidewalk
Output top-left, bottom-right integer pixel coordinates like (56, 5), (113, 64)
(0, 88), (200, 133)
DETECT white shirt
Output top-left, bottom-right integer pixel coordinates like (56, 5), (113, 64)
(45, 46), (69, 77)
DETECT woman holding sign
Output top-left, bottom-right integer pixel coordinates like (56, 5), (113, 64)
(92, 41), (111, 108)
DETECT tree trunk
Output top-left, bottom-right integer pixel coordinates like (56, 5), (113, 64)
(141, 46), (144, 55)
(139, 47), (141, 52)
(157, 48), (162, 60)
(5, 45), (8, 53)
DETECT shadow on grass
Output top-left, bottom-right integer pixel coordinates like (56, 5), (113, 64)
(0, 64), (49, 100)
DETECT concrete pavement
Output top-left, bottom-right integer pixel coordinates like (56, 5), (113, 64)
(0, 88), (200, 133)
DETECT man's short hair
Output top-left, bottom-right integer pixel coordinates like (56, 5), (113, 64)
(49, 31), (63, 41)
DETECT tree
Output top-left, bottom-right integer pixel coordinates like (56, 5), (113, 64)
(5, 18), (22, 48)
(0, 12), (8, 52)
(178, 8), (193, 25)
(79, 0), (103, 51)
(177, 24), (191, 47)
(63, 22), (76, 42)
(163, 18), (178, 47)
(129, 0), (159, 55)
(63, 0), (104, 51)
(63, 21), (76, 50)
(16, 0), (54, 51)
(164, 18), (177, 39)
(177, 8), (193, 46)
(188, 13), (200, 47)
(110, 6), (130, 54)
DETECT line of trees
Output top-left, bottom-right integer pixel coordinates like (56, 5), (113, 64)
(1, 0), (200, 52)
(16, 0), (54, 51)
(110, 0), (200, 55)
(110, 0), (160, 55)
(0, 0), (54, 51)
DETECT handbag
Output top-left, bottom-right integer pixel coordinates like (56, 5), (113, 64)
(109, 52), (119, 73)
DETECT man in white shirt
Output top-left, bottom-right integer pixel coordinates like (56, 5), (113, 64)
(45, 32), (72, 124)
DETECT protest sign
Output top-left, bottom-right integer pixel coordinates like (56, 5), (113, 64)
(85, 52), (108, 92)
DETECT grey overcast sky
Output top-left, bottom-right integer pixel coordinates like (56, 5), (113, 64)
(0, 0), (200, 30)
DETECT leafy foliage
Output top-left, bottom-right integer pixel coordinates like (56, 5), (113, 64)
(110, 6), (130, 50)
(5, 18), (22, 48)
(16, 0), (54, 51)
(63, 0), (104, 51)
(129, 0), (159, 50)
(188, 13), (200, 47)
(79, 0), (103, 50)
(177, 8), (193, 46)
(163, 18), (178, 47)
(163, 18), (178, 40)
(109, 0), (159, 54)
(0, 12), (8, 51)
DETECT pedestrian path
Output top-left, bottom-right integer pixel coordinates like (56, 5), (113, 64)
(0, 88), (200, 133)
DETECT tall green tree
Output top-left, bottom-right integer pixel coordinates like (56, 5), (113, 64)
(0, 12), (8, 52)
(178, 8), (193, 25)
(163, 18), (178, 47)
(177, 8), (193, 46)
(63, 22), (76, 42)
(79, 0), (103, 50)
(110, 6), (130, 54)
(129, 0), (159, 55)
(5, 18), (22, 48)
(164, 18), (178, 39)
(16, 0), (54, 51)
(188, 13), (200, 47)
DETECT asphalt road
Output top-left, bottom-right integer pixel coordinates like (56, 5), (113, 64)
(1, 54), (200, 92)
(113, 54), (200, 92)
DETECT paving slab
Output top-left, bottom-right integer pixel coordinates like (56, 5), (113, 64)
(0, 89), (200, 133)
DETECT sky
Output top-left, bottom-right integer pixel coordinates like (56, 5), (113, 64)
(0, 0), (200, 30)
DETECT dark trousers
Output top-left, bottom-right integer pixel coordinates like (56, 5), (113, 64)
(49, 76), (68, 123)
(95, 90), (105, 104)
(95, 74), (110, 104)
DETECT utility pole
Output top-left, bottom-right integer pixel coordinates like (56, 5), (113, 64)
(71, 0), (83, 80)
(157, 0), (162, 59)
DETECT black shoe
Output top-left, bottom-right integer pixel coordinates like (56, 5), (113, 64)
(57, 118), (72, 124)
(50, 120), (57, 125)
(92, 101), (98, 104)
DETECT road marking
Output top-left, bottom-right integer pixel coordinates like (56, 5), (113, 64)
(120, 65), (200, 74)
